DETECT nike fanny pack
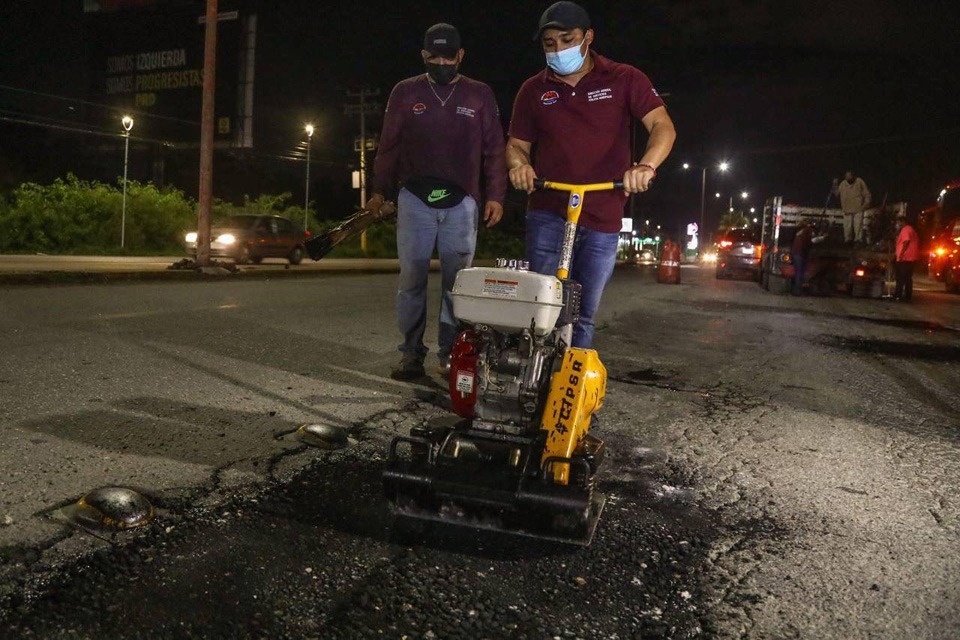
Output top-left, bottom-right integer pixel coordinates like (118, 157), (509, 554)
(404, 176), (468, 208)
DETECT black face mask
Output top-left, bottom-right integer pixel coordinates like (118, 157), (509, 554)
(426, 62), (458, 85)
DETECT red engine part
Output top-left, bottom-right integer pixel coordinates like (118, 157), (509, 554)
(448, 330), (479, 418)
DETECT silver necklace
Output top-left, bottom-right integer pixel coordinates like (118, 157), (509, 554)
(426, 76), (458, 106)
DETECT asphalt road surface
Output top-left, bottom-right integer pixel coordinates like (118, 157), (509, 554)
(1, 266), (958, 638)
(0, 254), (430, 274)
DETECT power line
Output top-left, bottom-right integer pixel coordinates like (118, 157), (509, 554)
(0, 112), (172, 146)
(0, 83), (200, 127)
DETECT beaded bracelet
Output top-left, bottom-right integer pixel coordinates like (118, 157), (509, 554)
(636, 163), (657, 177)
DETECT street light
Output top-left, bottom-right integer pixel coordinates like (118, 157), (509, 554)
(741, 191), (749, 199)
(304, 123), (314, 232)
(120, 115), (134, 249)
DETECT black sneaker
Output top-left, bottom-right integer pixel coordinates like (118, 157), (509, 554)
(390, 353), (425, 381)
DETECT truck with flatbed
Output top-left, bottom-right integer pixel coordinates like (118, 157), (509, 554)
(758, 196), (906, 298)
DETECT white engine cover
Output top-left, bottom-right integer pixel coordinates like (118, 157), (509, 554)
(451, 267), (563, 335)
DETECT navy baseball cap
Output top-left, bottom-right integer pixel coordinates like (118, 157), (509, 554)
(424, 23), (461, 57)
(535, 1), (591, 40)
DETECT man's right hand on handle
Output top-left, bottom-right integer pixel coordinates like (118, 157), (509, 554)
(365, 193), (385, 214)
(509, 164), (538, 194)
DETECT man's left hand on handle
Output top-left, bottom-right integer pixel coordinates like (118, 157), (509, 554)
(623, 164), (656, 194)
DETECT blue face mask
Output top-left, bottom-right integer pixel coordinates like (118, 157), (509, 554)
(545, 40), (587, 76)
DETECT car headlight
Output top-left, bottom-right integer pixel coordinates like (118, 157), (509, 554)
(185, 232), (198, 243)
(703, 252), (717, 263)
(216, 233), (236, 245)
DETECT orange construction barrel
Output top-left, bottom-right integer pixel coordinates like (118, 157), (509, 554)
(657, 239), (682, 284)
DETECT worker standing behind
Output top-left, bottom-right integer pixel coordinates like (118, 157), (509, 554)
(367, 24), (507, 380)
(894, 213), (919, 302)
(836, 170), (871, 245)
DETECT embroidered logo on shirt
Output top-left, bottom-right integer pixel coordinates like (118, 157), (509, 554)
(427, 189), (450, 203)
(540, 90), (559, 105)
(587, 88), (613, 102)
(413, 103), (426, 115)
(456, 106), (476, 118)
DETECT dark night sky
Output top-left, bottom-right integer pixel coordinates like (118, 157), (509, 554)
(1, 0), (959, 234)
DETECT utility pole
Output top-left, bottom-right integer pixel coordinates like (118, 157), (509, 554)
(344, 88), (381, 254)
(196, 0), (218, 267)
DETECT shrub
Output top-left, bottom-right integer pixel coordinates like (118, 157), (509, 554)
(0, 174), (195, 254)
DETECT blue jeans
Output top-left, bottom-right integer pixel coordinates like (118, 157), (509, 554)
(525, 209), (619, 348)
(396, 188), (478, 358)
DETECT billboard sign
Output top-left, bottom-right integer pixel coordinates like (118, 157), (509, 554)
(87, 5), (242, 144)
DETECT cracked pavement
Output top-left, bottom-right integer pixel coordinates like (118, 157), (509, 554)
(1, 266), (958, 638)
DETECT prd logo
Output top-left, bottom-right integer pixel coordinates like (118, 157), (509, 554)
(569, 193), (581, 209)
(412, 103), (426, 115)
(541, 90), (559, 105)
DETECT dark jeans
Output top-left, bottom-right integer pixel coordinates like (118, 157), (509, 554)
(525, 209), (619, 349)
(895, 261), (915, 301)
(792, 254), (807, 293)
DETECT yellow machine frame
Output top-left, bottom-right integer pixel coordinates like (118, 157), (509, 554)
(533, 180), (616, 485)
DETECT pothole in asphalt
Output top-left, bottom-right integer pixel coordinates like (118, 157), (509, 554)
(626, 368), (668, 382)
(822, 336), (960, 363)
(845, 316), (960, 334)
(59, 487), (155, 531)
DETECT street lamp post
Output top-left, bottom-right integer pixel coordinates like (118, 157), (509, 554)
(684, 161), (729, 253)
(304, 123), (314, 232)
(120, 115), (134, 249)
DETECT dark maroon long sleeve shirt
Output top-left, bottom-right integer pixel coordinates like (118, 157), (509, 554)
(372, 74), (507, 205)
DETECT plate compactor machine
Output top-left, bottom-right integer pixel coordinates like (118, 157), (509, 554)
(383, 180), (620, 546)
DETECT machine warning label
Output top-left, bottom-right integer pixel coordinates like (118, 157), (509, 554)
(456, 372), (474, 394)
(482, 278), (519, 297)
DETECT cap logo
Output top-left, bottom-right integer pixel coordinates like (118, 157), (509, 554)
(413, 102), (426, 115)
(541, 90), (559, 105)
(434, 38), (447, 44)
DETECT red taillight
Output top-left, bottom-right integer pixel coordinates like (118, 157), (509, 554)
(448, 330), (479, 418)
(855, 269), (866, 277)
(305, 230), (312, 237)
(719, 240), (733, 248)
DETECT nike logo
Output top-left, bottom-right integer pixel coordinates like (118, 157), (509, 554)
(427, 189), (449, 203)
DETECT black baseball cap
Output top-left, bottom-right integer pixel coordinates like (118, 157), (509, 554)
(424, 23), (461, 58)
(535, 1), (591, 40)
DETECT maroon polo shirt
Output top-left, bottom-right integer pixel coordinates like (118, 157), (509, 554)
(508, 52), (665, 232)
(372, 74), (507, 206)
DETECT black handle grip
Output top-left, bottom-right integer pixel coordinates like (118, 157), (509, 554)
(613, 180), (624, 190)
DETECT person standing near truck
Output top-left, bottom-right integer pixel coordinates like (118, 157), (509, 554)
(894, 212), (919, 301)
(367, 23), (507, 380)
(790, 220), (814, 295)
(505, 1), (676, 348)
(837, 171), (871, 245)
